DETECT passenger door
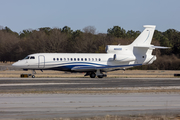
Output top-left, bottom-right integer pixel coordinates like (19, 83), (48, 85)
(38, 55), (45, 68)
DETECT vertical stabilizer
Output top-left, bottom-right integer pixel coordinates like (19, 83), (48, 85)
(131, 25), (156, 46)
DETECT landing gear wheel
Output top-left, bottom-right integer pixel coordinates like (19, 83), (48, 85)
(97, 75), (103, 78)
(31, 70), (36, 78)
(32, 75), (35, 78)
(90, 72), (96, 78)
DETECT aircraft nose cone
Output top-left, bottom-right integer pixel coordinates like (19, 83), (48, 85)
(12, 62), (18, 67)
(12, 60), (22, 67)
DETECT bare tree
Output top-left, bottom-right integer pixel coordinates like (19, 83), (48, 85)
(83, 26), (96, 34)
(0, 25), (3, 30)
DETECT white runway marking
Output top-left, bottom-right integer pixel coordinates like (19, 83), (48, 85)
(0, 83), (100, 86)
(1, 83), (180, 91)
(81, 86), (180, 90)
(0, 77), (180, 80)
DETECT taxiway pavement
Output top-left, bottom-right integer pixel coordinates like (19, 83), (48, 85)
(0, 78), (180, 93)
(1, 93), (180, 119)
(0, 78), (180, 119)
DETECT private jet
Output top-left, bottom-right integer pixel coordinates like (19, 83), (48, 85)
(12, 25), (168, 78)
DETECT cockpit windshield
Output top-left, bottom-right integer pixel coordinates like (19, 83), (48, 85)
(24, 56), (35, 60)
(24, 56), (29, 59)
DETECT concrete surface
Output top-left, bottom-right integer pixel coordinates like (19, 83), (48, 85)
(1, 78), (180, 119)
(0, 78), (180, 93)
(0, 93), (180, 119)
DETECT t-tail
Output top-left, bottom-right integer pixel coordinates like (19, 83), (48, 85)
(131, 25), (169, 65)
(106, 25), (169, 66)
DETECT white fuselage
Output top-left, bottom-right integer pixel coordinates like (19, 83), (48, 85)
(12, 44), (156, 72)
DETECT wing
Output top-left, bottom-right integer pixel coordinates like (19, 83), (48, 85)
(71, 64), (142, 72)
(71, 66), (96, 71)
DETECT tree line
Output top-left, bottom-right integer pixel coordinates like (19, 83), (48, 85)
(0, 25), (180, 70)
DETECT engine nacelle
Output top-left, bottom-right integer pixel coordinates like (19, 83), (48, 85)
(106, 45), (123, 53)
(113, 54), (136, 62)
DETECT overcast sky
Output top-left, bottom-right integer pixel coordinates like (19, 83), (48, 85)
(0, 0), (180, 33)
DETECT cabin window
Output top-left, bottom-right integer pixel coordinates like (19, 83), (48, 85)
(99, 58), (101, 61)
(67, 58), (69, 61)
(71, 58), (73, 61)
(53, 58), (55, 61)
(85, 58), (87, 61)
(77, 58), (80, 61)
(74, 58), (76, 61)
(92, 58), (94, 61)
(81, 58), (83, 61)
(88, 58), (90, 61)
(30, 56), (35, 59)
(95, 58), (97, 61)
(57, 58), (59, 61)
(64, 58), (66, 61)
(60, 58), (62, 61)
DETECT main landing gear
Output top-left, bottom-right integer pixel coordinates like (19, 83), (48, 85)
(97, 74), (107, 78)
(84, 71), (107, 78)
(90, 72), (96, 78)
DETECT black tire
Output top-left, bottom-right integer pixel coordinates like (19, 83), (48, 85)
(97, 75), (103, 78)
(90, 72), (96, 78)
(32, 75), (35, 78)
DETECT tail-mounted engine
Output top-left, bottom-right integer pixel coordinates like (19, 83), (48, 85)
(113, 54), (136, 62)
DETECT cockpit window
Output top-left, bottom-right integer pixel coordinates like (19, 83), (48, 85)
(30, 56), (35, 59)
(24, 56), (29, 59)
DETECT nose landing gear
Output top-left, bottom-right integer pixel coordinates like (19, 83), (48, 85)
(32, 75), (35, 78)
(31, 70), (36, 78)
(20, 70), (36, 78)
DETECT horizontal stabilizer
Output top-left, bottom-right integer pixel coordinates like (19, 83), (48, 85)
(134, 45), (170, 49)
(151, 46), (170, 49)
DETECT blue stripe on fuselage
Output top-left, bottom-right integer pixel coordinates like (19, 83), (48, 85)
(44, 62), (142, 72)
(44, 61), (107, 67)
